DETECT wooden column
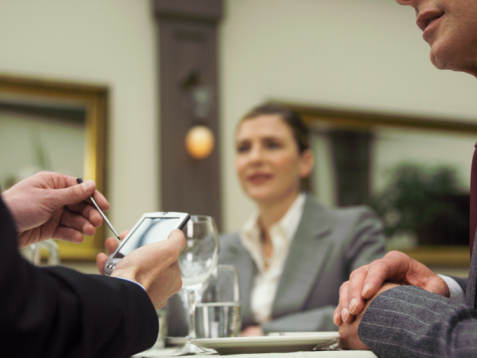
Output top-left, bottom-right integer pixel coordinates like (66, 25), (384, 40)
(154, 0), (223, 228)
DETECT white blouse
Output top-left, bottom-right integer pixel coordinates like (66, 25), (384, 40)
(238, 193), (306, 323)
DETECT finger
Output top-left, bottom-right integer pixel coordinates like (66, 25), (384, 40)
(341, 307), (353, 324)
(59, 210), (97, 236)
(98, 236), (123, 274)
(361, 254), (406, 297)
(49, 179), (112, 227)
(334, 282), (350, 325)
(67, 202), (104, 228)
(49, 179), (97, 208)
(346, 266), (370, 315)
(333, 307), (343, 326)
(52, 226), (87, 243)
(424, 275), (450, 296)
(105, 236), (121, 255)
(337, 281), (357, 324)
(90, 189), (110, 212)
(353, 252), (408, 299)
(145, 237), (184, 269)
(167, 229), (187, 251)
(96, 252), (108, 274)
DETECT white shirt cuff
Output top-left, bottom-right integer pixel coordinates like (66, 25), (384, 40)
(438, 274), (465, 302)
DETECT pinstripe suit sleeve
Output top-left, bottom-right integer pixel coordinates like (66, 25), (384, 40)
(358, 285), (477, 358)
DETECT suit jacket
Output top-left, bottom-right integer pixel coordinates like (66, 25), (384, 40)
(167, 194), (386, 335)
(0, 196), (158, 358)
(357, 231), (477, 357)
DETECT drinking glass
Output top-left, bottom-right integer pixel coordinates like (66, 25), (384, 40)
(178, 215), (219, 339)
(152, 304), (168, 350)
(195, 264), (241, 338)
(21, 239), (60, 266)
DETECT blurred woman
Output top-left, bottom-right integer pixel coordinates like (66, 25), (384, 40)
(218, 103), (386, 335)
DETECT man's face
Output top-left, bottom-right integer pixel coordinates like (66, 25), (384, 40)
(396, 0), (477, 76)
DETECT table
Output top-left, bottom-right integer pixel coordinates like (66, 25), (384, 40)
(134, 347), (378, 358)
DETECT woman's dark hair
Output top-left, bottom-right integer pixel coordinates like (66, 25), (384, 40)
(240, 103), (310, 154)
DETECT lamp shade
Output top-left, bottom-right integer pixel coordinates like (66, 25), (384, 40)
(185, 125), (215, 159)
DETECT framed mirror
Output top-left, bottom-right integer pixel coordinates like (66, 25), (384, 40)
(278, 101), (477, 267)
(0, 74), (108, 260)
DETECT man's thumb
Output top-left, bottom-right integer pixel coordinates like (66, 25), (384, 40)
(51, 179), (96, 207)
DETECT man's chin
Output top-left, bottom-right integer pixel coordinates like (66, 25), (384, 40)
(429, 51), (448, 70)
(429, 45), (467, 73)
(430, 53), (477, 76)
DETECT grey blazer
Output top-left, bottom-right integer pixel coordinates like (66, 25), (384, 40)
(218, 194), (386, 333)
(166, 194), (386, 336)
(358, 241), (477, 357)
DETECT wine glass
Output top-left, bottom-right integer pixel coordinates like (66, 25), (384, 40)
(21, 239), (60, 266)
(178, 215), (219, 339)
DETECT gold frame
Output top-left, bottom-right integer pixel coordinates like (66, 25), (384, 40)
(279, 101), (477, 268)
(0, 73), (108, 260)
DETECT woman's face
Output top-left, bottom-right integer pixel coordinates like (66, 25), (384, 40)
(235, 114), (313, 205)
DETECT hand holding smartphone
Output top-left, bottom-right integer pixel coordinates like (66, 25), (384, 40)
(103, 212), (190, 276)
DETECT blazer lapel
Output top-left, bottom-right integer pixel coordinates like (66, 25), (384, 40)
(271, 195), (334, 317)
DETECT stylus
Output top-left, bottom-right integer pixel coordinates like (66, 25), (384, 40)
(76, 178), (121, 241)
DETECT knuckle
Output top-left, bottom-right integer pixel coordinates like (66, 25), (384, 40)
(350, 265), (367, 279)
(339, 281), (349, 292)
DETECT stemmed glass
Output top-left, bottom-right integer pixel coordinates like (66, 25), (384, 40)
(21, 239), (60, 266)
(178, 215), (219, 339)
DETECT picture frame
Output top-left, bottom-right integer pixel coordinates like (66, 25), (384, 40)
(0, 73), (109, 260)
(278, 101), (477, 268)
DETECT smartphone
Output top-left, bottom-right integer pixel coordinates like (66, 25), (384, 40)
(103, 211), (190, 276)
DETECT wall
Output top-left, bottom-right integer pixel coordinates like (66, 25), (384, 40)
(0, 0), (159, 231)
(219, 0), (477, 232)
(1, 0), (477, 246)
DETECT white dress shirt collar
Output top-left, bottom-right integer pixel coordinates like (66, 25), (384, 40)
(238, 193), (306, 323)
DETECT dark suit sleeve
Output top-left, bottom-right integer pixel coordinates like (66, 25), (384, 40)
(0, 197), (158, 358)
(358, 285), (477, 358)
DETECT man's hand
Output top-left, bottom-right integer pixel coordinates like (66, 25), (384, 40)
(333, 250), (449, 326)
(339, 282), (400, 350)
(240, 325), (264, 337)
(96, 229), (186, 309)
(1, 171), (109, 247)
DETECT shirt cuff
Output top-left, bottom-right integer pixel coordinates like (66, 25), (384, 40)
(438, 274), (465, 302)
(112, 276), (146, 291)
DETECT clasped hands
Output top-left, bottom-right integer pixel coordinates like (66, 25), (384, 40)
(334, 250), (450, 350)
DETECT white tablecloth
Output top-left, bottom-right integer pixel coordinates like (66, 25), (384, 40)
(134, 347), (378, 358)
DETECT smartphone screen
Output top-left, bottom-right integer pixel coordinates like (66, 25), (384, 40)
(113, 216), (186, 259)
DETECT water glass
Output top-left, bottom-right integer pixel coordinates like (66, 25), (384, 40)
(21, 239), (60, 266)
(195, 264), (241, 338)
